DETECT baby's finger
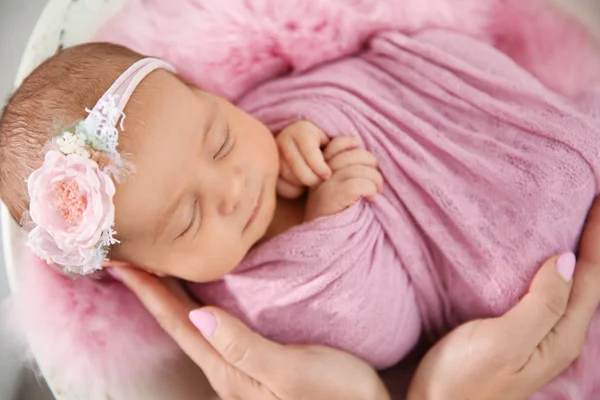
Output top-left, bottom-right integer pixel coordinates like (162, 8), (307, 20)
(279, 140), (321, 186)
(339, 177), (379, 202)
(294, 135), (331, 180)
(323, 136), (361, 161)
(335, 165), (384, 195)
(279, 159), (304, 187)
(277, 177), (306, 199)
(328, 149), (378, 172)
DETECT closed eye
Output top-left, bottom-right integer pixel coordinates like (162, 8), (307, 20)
(179, 200), (200, 238)
(213, 119), (233, 160)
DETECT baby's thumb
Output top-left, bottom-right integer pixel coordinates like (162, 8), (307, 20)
(189, 306), (287, 385)
(496, 253), (576, 353)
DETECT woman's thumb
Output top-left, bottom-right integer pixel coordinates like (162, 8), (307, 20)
(496, 253), (576, 351)
(189, 306), (287, 384)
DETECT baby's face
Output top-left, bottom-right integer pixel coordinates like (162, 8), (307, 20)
(112, 72), (279, 282)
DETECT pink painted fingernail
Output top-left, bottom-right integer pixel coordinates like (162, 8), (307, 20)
(189, 309), (217, 338)
(555, 252), (576, 283)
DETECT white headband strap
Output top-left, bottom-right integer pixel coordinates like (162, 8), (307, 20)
(89, 57), (176, 129)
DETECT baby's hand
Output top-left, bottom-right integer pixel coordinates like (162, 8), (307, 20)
(276, 121), (332, 199)
(305, 136), (383, 222)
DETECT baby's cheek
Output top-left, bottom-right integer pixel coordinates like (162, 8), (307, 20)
(109, 241), (165, 274)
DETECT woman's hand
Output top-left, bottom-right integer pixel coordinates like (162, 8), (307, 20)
(109, 267), (389, 400)
(407, 196), (600, 400)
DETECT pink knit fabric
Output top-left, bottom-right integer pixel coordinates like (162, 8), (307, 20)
(190, 29), (600, 371)
(5, 0), (600, 398)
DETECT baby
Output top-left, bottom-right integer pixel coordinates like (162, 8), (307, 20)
(1, 27), (599, 375)
(0, 43), (381, 280)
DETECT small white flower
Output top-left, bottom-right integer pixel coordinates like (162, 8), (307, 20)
(56, 131), (89, 157)
(75, 148), (91, 158)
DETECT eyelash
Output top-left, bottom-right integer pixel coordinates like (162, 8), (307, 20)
(181, 200), (199, 238)
(213, 121), (233, 160)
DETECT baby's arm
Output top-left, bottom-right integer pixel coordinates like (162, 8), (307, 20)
(276, 121), (383, 221)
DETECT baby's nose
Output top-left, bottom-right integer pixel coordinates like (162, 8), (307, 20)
(218, 169), (245, 215)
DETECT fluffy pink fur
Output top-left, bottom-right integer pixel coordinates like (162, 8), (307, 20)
(7, 252), (178, 396)
(4, 0), (599, 397)
(485, 0), (600, 98)
(94, 0), (493, 100)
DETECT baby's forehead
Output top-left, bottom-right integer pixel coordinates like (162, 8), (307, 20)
(124, 74), (214, 136)
(114, 81), (217, 239)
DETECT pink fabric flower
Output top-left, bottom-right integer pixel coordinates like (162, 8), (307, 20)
(26, 150), (116, 266)
(26, 226), (100, 271)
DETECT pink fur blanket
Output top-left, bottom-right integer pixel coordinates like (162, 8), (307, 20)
(5, 0), (600, 398)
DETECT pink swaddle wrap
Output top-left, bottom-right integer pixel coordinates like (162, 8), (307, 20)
(189, 29), (600, 369)
(6, 0), (600, 398)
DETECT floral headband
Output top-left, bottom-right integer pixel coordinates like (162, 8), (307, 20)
(21, 58), (176, 276)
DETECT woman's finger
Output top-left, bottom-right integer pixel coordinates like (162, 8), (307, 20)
(578, 197), (600, 264)
(114, 267), (281, 399)
(110, 267), (222, 374)
(520, 197), (600, 380)
(196, 306), (294, 389)
(162, 277), (201, 306)
(490, 254), (575, 361)
(556, 197), (600, 329)
(568, 196), (600, 319)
